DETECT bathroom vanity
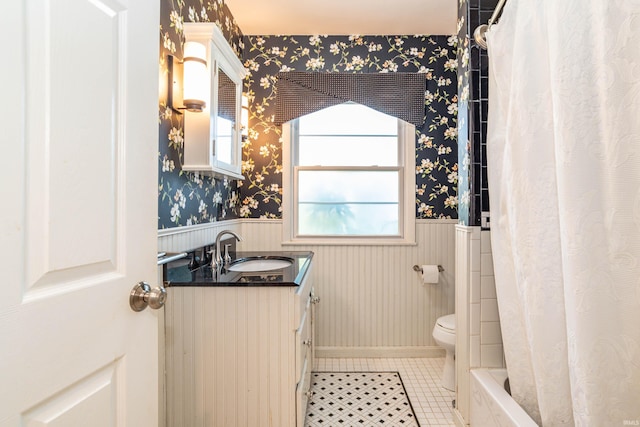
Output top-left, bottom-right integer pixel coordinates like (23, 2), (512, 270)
(163, 251), (315, 427)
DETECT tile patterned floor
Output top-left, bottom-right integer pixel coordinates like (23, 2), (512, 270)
(305, 372), (419, 426)
(310, 358), (455, 427)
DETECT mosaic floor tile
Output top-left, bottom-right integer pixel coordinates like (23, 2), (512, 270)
(305, 372), (419, 426)
(310, 358), (455, 427)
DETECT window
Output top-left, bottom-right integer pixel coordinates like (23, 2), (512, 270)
(283, 103), (416, 245)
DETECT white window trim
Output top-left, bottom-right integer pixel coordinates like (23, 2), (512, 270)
(282, 119), (416, 246)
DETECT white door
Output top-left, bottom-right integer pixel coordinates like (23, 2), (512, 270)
(0, 0), (160, 425)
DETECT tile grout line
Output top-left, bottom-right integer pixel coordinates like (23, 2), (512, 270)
(309, 358), (454, 427)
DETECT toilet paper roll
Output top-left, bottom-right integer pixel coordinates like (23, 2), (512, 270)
(421, 265), (440, 284)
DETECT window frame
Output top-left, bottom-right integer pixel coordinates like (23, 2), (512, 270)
(282, 106), (416, 246)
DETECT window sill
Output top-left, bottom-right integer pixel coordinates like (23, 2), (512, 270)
(281, 238), (417, 247)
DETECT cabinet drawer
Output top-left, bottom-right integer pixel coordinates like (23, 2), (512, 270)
(295, 304), (311, 380)
(295, 355), (312, 427)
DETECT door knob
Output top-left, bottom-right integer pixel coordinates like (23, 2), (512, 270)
(129, 281), (167, 312)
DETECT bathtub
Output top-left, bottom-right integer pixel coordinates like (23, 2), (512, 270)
(470, 369), (538, 427)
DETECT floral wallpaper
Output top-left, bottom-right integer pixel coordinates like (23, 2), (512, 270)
(240, 35), (460, 219)
(157, 1), (462, 226)
(157, 0), (244, 229)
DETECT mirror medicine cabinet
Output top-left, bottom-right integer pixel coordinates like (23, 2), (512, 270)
(182, 23), (247, 179)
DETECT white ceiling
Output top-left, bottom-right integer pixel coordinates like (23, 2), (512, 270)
(224, 0), (458, 36)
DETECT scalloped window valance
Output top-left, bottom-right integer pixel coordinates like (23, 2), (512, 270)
(274, 72), (426, 127)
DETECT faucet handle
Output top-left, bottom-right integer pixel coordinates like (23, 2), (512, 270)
(223, 243), (232, 265)
(208, 248), (219, 269)
(187, 251), (199, 270)
(202, 245), (212, 264)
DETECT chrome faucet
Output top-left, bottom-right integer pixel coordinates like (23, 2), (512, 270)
(214, 230), (242, 269)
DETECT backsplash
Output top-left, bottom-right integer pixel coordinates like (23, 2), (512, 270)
(240, 35), (460, 219)
(157, 0), (243, 229)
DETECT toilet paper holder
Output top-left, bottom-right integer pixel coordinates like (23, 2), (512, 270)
(412, 264), (444, 273)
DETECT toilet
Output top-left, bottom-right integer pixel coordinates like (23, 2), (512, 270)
(432, 314), (456, 391)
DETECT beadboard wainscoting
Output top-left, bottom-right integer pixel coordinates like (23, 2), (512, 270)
(240, 219), (456, 358)
(158, 220), (243, 254)
(165, 285), (301, 427)
(158, 219), (456, 358)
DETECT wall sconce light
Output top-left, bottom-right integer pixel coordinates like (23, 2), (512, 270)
(168, 41), (208, 113)
(241, 95), (249, 139)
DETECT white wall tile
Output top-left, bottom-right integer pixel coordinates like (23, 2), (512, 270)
(480, 299), (500, 322)
(470, 303), (481, 336)
(470, 335), (481, 368)
(470, 271), (481, 304)
(480, 321), (502, 345)
(471, 227), (481, 240)
(470, 239), (481, 272)
(480, 230), (492, 254)
(480, 344), (504, 368)
(480, 252), (494, 276)
(481, 275), (496, 299)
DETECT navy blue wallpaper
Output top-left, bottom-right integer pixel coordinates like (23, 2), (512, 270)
(241, 35), (460, 219)
(158, 0), (244, 229)
(157, 1), (464, 227)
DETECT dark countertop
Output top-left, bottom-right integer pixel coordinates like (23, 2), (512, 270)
(163, 251), (314, 287)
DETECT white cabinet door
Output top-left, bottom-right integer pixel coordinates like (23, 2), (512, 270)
(0, 0), (159, 425)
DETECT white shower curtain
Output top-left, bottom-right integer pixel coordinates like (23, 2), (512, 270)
(486, 1), (640, 425)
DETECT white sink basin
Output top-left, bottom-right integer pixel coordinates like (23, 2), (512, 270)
(227, 257), (293, 272)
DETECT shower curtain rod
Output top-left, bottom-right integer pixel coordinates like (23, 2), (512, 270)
(473, 0), (507, 50)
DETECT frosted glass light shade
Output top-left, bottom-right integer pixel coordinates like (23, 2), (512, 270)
(183, 41), (207, 112)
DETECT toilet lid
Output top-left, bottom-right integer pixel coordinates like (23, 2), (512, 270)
(437, 314), (456, 331)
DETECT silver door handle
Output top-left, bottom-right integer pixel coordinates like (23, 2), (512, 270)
(130, 281), (167, 312)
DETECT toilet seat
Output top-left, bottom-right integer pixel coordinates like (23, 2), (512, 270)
(436, 314), (456, 332)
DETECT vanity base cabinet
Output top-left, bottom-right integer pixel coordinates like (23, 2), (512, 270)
(165, 267), (314, 427)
